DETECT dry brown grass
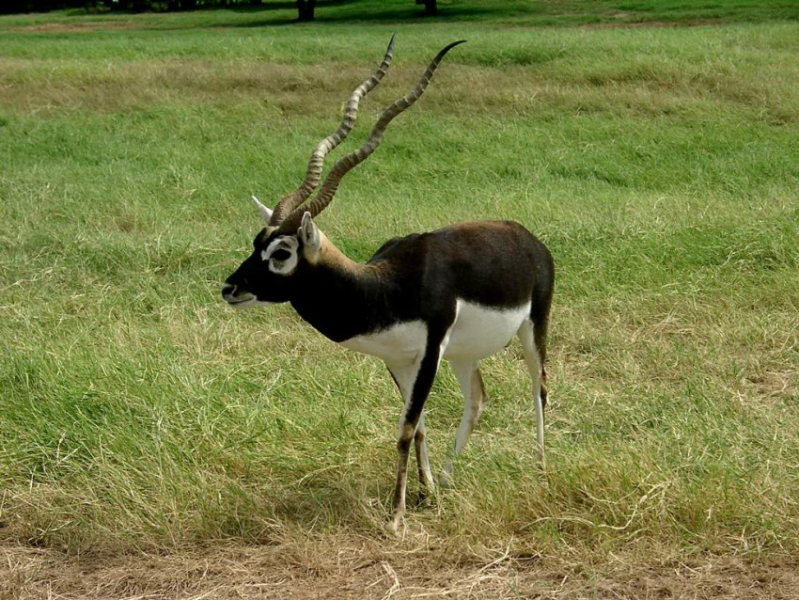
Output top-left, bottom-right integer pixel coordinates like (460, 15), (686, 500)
(2, 53), (795, 125)
(3, 539), (799, 599)
(17, 22), (143, 33)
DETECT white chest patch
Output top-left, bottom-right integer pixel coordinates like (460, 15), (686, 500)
(443, 300), (531, 361)
(340, 321), (428, 365)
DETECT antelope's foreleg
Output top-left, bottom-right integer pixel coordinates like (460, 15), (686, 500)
(387, 364), (435, 503)
(387, 342), (441, 533)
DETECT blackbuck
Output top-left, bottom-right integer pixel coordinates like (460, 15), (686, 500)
(222, 38), (554, 532)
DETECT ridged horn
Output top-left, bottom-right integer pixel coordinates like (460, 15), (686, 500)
(279, 40), (466, 233)
(268, 34), (397, 226)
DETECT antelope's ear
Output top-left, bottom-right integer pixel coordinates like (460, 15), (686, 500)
(299, 212), (322, 260)
(252, 195), (273, 224)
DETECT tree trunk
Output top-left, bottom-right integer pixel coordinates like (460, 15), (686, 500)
(420, 0), (437, 16)
(297, 0), (315, 21)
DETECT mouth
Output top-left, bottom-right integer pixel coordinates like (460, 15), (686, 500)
(223, 291), (274, 309)
(224, 295), (256, 307)
(226, 298), (250, 305)
(222, 285), (256, 306)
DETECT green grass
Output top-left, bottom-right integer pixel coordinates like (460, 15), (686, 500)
(1, 0), (798, 563)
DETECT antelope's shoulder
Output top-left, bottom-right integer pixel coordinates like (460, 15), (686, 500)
(368, 232), (425, 264)
(421, 220), (540, 254)
(435, 219), (532, 237)
(367, 220), (534, 262)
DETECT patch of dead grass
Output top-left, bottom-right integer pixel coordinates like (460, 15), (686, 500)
(585, 18), (724, 30)
(17, 22), (142, 33)
(2, 540), (799, 600)
(0, 60), (431, 117)
(1, 58), (795, 124)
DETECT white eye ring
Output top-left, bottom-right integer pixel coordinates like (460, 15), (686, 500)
(261, 237), (299, 272)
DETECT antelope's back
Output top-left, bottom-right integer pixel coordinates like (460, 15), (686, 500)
(370, 220), (553, 311)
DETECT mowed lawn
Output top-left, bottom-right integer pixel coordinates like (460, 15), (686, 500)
(1, 1), (798, 597)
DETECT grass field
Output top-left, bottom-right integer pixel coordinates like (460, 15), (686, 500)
(1, 1), (799, 597)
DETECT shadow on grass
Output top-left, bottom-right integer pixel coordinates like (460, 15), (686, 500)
(84, 1), (502, 29)
(217, 2), (799, 28)
(57, 0), (799, 30)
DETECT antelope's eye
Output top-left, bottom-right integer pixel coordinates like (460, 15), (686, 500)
(271, 249), (292, 262)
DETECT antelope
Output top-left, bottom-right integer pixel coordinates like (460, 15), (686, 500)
(222, 37), (554, 532)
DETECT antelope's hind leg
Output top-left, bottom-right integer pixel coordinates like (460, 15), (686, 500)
(413, 413), (435, 505)
(440, 360), (487, 487)
(517, 319), (546, 467)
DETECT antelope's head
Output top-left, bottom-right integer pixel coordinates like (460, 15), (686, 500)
(222, 37), (464, 309)
(221, 205), (323, 308)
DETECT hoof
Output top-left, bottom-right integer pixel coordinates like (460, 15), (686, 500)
(414, 491), (434, 509)
(383, 517), (403, 538)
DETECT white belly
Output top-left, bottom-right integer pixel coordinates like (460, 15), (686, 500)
(338, 300), (530, 365)
(444, 300), (530, 361)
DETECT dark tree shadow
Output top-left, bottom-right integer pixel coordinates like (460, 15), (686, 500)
(139, 0), (498, 28)
(64, 0), (799, 29)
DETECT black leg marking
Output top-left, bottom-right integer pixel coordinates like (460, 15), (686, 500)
(388, 334), (444, 532)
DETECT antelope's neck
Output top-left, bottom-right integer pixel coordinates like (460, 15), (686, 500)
(290, 240), (400, 343)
